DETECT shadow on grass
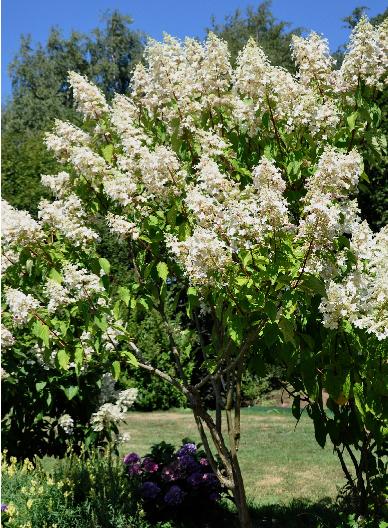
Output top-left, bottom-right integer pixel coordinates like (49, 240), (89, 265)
(152, 498), (341, 528)
(248, 498), (340, 528)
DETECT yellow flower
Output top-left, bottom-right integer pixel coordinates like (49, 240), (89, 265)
(26, 499), (34, 509)
(6, 502), (16, 517)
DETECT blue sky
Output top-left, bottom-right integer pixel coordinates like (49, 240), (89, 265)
(2, 0), (387, 100)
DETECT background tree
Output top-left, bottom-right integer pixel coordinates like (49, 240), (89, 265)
(208, 0), (301, 70)
(2, 11), (145, 215)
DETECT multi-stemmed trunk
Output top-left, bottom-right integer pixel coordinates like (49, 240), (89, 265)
(130, 340), (253, 528)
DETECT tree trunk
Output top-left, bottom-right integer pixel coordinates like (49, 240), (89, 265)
(231, 454), (252, 528)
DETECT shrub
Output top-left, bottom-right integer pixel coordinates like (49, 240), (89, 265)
(1, 450), (174, 528)
(2, 16), (387, 526)
(123, 440), (226, 522)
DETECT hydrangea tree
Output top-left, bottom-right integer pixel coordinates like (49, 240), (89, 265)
(2, 17), (387, 526)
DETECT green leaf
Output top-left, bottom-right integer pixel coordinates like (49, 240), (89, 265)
(75, 346), (83, 364)
(292, 395), (301, 420)
(49, 268), (62, 283)
(62, 385), (79, 400)
(264, 301), (277, 322)
(347, 111), (358, 131)
(101, 144), (114, 163)
(57, 349), (70, 371)
(279, 317), (296, 345)
(32, 320), (50, 347)
(353, 382), (365, 418)
(300, 275), (325, 296)
(360, 171), (370, 183)
(35, 381), (47, 392)
(118, 287), (131, 306)
(156, 261), (168, 282)
(94, 316), (108, 331)
(342, 372), (351, 399)
(99, 257), (110, 275)
(121, 350), (139, 367)
(112, 361), (121, 380)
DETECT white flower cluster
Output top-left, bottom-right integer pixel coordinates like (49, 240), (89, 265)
(91, 376), (137, 432)
(41, 172), (72, 198)
(90, 403), (125, 432)
(252, 158), (290, 230)
(103, 169), (138, 206)
(116, 388), (138, 408)
(5, 288), (39, 325)
(305, 147), (362, 201)
(336, 17), (388, 92)
(1, 324), (15, 348)
(183, 156), (290, 263)
(58, 414), (74, 435)
(298, 147), (362, 260)
(69, 146), (107, 185)
(45, 119), (90, 162)
(1, 200), (44, 249)
(38, 194), (99, 247)
(320, 223), (388, 340)
(138, 146), (186, 199)
(68, 71), (109, 119)
(106, 212), (139, 240)
(44, 263), (103, 313)
(111, 94), (150, 157)
(166, 227), (232, 285)
(234, 38), (340, 137)
(131, 33), (232, 132)
(291, 32), (335, 90)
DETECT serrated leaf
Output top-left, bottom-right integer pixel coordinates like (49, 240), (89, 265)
(62, 385), (78, 400)
(347, 111), (358, 131)
(32, 320), (50, 347)
(99, 257), (110, 275)
(102, 144), (114, 163)
(57, 349), (70, 371)
(118, 287), (131, 306)
(112, 361), (121, 380)
(74, 347), (84, 366)
(264, 301), (277, 322)
(279, 317), (296, 345)
(35, 381), (47, 392)
(121, 350), (139, 367)
(342, 372), (351, 399)
(353, 382), (365, 418)
(94, 316), (108, 331)
(157, 262), (168, 282)
(49, 268), (62, 284)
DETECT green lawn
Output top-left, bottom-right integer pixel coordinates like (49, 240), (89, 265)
(120, 406), (348, 506)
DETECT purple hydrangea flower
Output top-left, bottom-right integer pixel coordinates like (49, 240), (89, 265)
(140, 481), (161, 500)
(161, 462), (180, 482)
(177, 454), (199, 474)
(142, 457), (159, 473)
(1, 504), (8, 512)
(128, 462), (142, 476)
(164, 485), (185, 506)
(123, 452), (141, 465)
(177, 442), (197, 457)
(187, 471), (204, 488)
(199, 457), (209, 467)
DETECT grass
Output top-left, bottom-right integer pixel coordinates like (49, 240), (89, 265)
(120, 406), (348, 507)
